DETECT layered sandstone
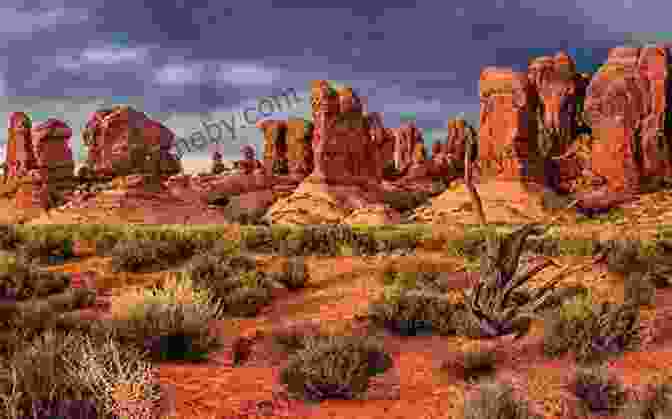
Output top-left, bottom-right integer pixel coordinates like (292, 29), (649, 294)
(82, 105), (181, 178)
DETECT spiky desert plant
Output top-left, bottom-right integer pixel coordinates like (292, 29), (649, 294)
(460, 224), (571, 338)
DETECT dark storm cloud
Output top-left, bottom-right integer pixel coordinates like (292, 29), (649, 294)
(1, 0), (667, 160)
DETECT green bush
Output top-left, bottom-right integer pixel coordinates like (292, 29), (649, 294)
(105, 295), (223, 362)
(367, 288), (463, 336)
(571, 366), (627, 415)
(185, 253), (274, 317)
(462, 224), (565, 338)
(109, 238), (195, 272)
(543, 292), (640, 364)
(270, 321), (326, 354)
(463, 381), (541, 419)
(279, 334), (393, 402)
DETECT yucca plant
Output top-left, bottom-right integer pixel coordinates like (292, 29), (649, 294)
(460, 224), (569, 338)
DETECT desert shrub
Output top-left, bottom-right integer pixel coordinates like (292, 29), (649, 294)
(367, 287), (463, 336)
(223, 199), (269, 225)
(543, 292), (640, 364)
(272, 257), (310, 290)
(185, 253), (275, 317)
(462, 224), (567, 338)
(382, 190), (431, 212)
(605, 238), (647, 274)
(62, 331), (164, 419)
(110, 238), (196, 272)
(0, 327), (155, 419)
(17, 235), (75, 265)
(535, 283), (589, 312)
(270, 321), (326, 354)
(557, 237), (598, 257)
(94, 231), (121, 255)
(16, 399), (99, 419)
(279, 334), (393, 402)
(0, 254), (71, 301)
(570, 366), (627, 415)
(240, 226), (273, 251)
(370, 229), (421, 253)
(104, 274), (224, 362)
(445, 346), (497, 382)
(0, 224), (20, 250)
(624, 271), (656, 307)
(443, 228), (488, 260)
(622, 377), (672, 419)
(379, 269), (446, 293)
(463, 381), (541, 419)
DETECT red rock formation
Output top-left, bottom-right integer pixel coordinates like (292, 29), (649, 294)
(583, 45), (672, 193)
(430, 118), (479, 180)
(392, 122), (423, 174)
(366, 112), (395, 178)
(5, 112), (37, 180)
(266, 80), (400, 225)
(31, 119), (75, 192)
(310, 81), (358, 181)
(258, 120), (287, 174)
(479, 67), (540, 182)
(285, 118), (313, 179)
(82, 105), (180, 178)
(528, 51), (583, 157)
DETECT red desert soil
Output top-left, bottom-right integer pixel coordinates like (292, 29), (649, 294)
(44, 245), (672, 419)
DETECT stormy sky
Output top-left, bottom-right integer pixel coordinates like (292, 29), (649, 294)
(0, 0), (669, 169)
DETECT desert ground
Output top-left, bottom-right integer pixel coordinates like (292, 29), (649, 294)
(1, 180), (672, 419)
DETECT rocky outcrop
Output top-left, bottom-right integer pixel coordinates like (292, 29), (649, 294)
(81, 105), (181, 179)
(259, 119), (287, 174)
(478, 67), (542, 182)
(430, 118), (477, 180)
(584, 44), (672, 193)
(392, 122), (422, 174)
(285, 118), (314, 179)
(31, 119), (76, 193)
(265, 80), (400, 225)
(4, 112), (37, 180)
(366, 112), (395, 179)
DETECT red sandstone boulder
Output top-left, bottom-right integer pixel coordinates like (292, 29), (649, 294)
(584, 46), (647, 193)
(258, 119), (288, 174)
(366, 112), (395, 178)
(31, 119), (75, 191)
(478, 67), (540, 182)
(430, 118), (477, 180)
(4, 112), (37, 180)
(82, 105), (181, 178)
(285, 118), (314, 180)
(391, 122), (422, 174)
(528, 51), (585, 158)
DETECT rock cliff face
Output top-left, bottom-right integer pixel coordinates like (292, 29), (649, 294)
(82, 105), (181, 179)
(4, 112), (37, 180)
(478, 67), (542, 182)
(584, 44), (672, 193)
(31, 118), (76, 193)
(7, 43), (672, 223)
